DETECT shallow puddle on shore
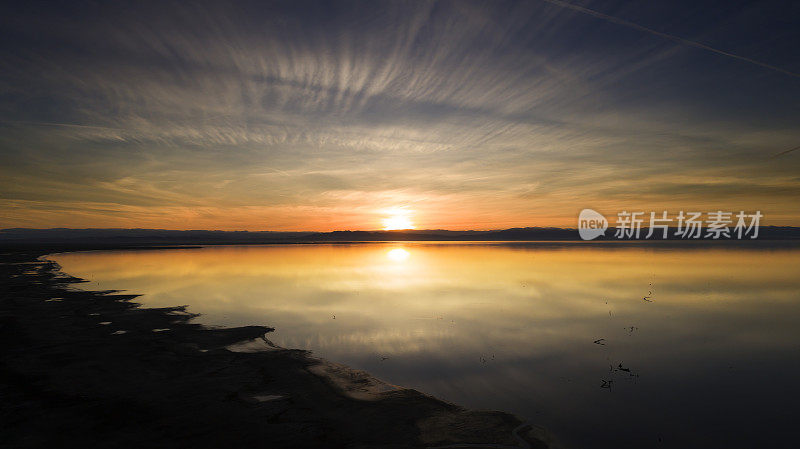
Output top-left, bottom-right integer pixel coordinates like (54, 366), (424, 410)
(52, 242), (800, 448)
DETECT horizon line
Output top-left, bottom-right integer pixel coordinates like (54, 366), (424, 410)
(3, 225), (800, 233)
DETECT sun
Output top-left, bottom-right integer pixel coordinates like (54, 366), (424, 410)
(383, 214), (415, 230)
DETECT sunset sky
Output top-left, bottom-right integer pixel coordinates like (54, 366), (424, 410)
(1, 0), (798, 230)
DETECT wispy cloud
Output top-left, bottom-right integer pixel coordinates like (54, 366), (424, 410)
(1, 0), (798, 229)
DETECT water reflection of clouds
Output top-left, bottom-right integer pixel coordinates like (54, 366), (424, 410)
(53, 243), (800, 449)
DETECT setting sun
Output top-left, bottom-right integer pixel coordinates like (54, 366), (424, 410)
(382, 214), (415, 231)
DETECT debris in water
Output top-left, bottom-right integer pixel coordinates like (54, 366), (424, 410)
(643, 281), (654, 302)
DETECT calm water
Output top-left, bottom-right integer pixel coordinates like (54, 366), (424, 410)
(52, 243), (800, 448)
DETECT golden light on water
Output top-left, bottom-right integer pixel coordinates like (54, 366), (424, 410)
(386, 248), (410, 262)
(51, 245), (800, 350)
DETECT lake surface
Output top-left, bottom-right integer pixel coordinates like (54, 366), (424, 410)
(52, 242), (800, 448)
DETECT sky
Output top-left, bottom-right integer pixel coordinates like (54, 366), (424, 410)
(1, 0), (798, 231)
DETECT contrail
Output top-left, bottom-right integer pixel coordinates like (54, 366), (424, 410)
(540, 0), (800, 78)
(770, 145), (800, 159)
(0, 119), (123, 131)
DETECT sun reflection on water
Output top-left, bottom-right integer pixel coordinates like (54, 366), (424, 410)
(50, 243), (800, 449)
(386, 248), (410, 262)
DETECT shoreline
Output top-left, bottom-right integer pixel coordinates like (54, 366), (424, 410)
(1, 246), (554, 448)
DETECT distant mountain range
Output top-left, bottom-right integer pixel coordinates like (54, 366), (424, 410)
(2, 226), (800, 248)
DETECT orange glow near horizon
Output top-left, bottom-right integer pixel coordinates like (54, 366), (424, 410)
(382, 209), (415, 230)
(2, 198), (796, 231)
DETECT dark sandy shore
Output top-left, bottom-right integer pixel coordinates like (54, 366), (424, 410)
(0, 247), (554, 449)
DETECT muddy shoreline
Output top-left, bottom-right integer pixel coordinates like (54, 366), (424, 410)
(0, 246), (554, 448)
